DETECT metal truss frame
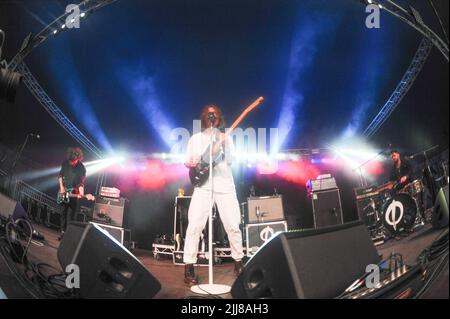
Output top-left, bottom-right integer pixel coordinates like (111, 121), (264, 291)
(363, 38), (434, 137)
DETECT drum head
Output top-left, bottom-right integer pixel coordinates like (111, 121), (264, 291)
(402, 179), (424, 195)
(382, 193), (417, 235)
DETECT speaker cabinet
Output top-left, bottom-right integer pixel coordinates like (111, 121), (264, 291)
(311, 189), (343, 228)
(231, 221), (380, 299)
(0, 192), (27, 220)
(0, 192), (17, 219)
(57, 222), (161, 299)
(245, 221), (287, 257)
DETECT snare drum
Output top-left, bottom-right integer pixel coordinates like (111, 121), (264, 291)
(402, 179), (424, 196)
(381, 193), (417, 235)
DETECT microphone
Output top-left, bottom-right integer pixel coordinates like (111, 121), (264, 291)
(29, 133), (40, 139)
(207, 112), (216, 124)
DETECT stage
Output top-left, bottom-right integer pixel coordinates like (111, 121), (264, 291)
(0, 221), (447, 299)
(0, 0), (449, 302)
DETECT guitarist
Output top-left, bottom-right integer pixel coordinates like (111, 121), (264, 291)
(183, 105), (244, 285)
(57, 147), (86, 240)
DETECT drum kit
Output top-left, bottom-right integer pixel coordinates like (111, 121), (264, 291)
(363, 178), (426, 241)
(361, 145), (448, 241)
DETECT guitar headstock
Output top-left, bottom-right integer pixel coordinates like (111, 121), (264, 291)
(228, 96), (264, 131)
(246, 96), (264, 113)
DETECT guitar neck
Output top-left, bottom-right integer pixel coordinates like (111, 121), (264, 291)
(215, 96), (264, 148)
(67, 193), (87, 198)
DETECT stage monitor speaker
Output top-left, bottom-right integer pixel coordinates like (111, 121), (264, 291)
(57, 222), (161, 299)
(432, 185), (449, 229)
(311, 189), (343, 228)
(0, 192), (27, 220)
(231, 221), (380, 299)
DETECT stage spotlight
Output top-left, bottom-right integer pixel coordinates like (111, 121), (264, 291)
(61, 24), (66, 29)
(53, 30), (58, 35)
(80, 12), (86, 18)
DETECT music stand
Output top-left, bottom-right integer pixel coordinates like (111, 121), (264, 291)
(190, 123), (231, 295)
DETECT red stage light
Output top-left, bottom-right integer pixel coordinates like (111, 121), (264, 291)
(276, 160), (321, 186)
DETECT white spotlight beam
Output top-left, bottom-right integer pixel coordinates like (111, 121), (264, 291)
(15, 166), (61, 181)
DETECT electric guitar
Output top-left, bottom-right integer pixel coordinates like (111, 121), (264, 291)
(188, 96), (264, 187)
(57, 188), (96, 204)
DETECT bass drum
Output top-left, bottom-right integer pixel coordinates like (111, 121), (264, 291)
(381, 193), (417, 235)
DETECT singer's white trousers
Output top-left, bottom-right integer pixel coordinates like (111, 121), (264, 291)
(183, 187), (244, 264)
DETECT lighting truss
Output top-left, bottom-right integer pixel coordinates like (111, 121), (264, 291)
(361, 0), (448, 61)
(363, 37), (433, 137)
(359, 0), (448, 137)
(11, 61), (104, 158)
(5, 0), (119, 159)
(8, 0), (118, 70)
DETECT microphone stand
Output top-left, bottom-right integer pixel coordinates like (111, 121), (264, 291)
(191, 120), (231, 295)
(410, 145), (439, 202)
(8, 134), (31, 196)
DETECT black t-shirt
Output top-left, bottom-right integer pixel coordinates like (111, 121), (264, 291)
(59, 161), (86, 191)
(389, 159), (412, 183)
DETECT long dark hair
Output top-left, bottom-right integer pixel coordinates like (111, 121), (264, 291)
(200, 104), (225, 131)
(66, 147), (84, 161)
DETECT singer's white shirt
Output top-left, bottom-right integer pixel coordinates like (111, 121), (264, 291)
(186, 130), (235, 194)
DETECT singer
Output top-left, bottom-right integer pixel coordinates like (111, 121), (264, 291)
(183, 105), (244, 285)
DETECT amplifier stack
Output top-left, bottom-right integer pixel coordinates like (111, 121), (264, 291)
(245, 195), (287, 257)
(91, 187), (131, 247)
(307, 175), (343, 228)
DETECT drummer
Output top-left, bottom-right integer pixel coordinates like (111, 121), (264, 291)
(389, 149), (412, 192)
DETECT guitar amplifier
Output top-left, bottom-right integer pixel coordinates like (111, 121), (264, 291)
(93, 197), (126, 227)
(306, 175), (338, 193)
(100, 187), (121, 199)
(247, 195), (284, 224)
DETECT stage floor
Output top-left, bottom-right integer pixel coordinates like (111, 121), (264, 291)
(0, 222), (446, 299)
